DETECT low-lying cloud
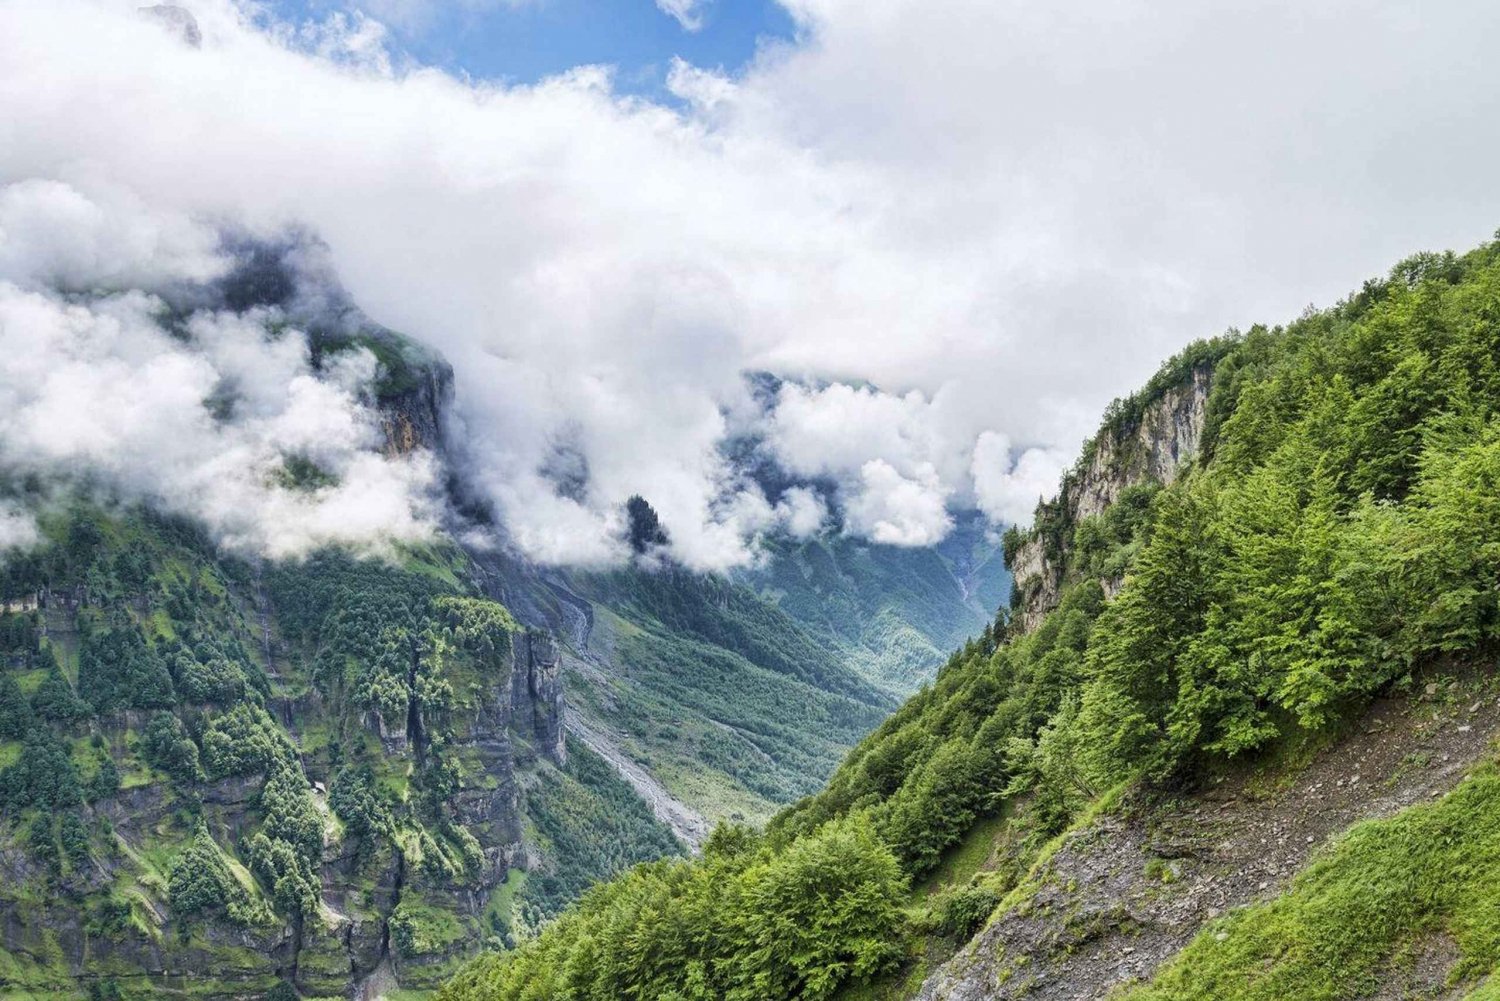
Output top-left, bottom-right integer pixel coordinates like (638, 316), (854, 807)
(0, 181), (440, 557)
(1, 0), (1497, 567)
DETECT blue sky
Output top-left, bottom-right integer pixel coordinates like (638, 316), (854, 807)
(262, 0), (798, 92)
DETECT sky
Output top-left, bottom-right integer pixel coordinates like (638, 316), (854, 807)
(0, 0), (1498, 569)
(258, 0), (798, 94)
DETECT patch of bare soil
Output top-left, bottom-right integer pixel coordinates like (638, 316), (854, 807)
(917, 668), (1500, 1001)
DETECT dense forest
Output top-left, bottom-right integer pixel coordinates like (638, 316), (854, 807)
(440, 237), (1500, 1001)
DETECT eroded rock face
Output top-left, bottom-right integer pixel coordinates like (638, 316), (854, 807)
(915, 675), (1500, 1001)
(1007, 364), (1211, 632)
(511, 630), (567, 765)
(379, 357), (454, 458)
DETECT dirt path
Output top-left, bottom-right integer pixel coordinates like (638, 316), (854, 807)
(564, 705), (710, 850)
(918, 669), (1500, 1001)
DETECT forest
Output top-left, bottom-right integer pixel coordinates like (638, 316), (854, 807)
(439, 237), (1500, 1001)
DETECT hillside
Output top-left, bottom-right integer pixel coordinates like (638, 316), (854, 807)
(438, 236), (1500, 1001)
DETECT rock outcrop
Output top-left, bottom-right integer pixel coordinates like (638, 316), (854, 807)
(1006, 363), (1212, 632)
(510, 630), (567, 765)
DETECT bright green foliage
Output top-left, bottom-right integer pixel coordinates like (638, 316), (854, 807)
(88, 753), (120, 801)
(1124, 759), (1500, 1000)
(202, 703), (296, 779)
(521, 740), (683, 919)
(439, 815), (905, 1001)
(444, 237), (1500, 1001)
(329, 762), (394, 841)
(31, 660), (89, 721)
(169, 824), (268, 925)
(59, 811), (90, 871)
(249, 762), (324, 915)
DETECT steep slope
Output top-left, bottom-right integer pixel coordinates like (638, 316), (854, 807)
(438, 237), (1500, 1001)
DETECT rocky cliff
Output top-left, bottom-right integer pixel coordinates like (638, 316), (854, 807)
(1005, 359), (1213, 632)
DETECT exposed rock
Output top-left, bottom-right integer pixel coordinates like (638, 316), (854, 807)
(511, 629), (567, 765)
(378, 355), (454, 458)
(916, 670), (1500, 1000)
(1007, 363), (1212, 632)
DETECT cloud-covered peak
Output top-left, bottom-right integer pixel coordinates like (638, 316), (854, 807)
(3, 0), (1497, 568)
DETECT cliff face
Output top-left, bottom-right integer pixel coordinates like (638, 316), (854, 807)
(378, 352), (454, 459)
(1006, 363), (1212, 632)
(0, 545), (569, 1000)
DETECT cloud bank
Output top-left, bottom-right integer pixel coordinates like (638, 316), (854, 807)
(1, 0), (1497, 567)
(0, 180), (440, 557)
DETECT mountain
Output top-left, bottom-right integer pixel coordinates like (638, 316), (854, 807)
(741, 513), (1009, 695)
(438, 237), (1500, 1001)
(0, 240), (1009, 999)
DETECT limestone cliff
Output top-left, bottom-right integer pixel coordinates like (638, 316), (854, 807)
(1005, 360), (1213, 632)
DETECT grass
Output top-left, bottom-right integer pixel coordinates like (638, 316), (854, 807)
(915, 810), (1010, 899)
(1121, 756), (1500, 1001)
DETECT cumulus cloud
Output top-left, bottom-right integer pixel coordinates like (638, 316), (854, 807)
(0, 181), (441, 557)
(2, 0), (1498, 567)
(844, 460), (951, 547)
(971, 432), (1070, 527)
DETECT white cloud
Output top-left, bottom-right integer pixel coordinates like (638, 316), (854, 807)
(971, 431), (1069, 527)
(774, 486), (827, 539)
(844, 460), (951, 547)
(656, 0), (706, 32)
(2, 0), (1499, 566)
(0, 503), (39, 552)
(0, 180), (441, 557)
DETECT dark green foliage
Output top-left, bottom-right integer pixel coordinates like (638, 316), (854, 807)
(248, 763), (323, 916)
(0, 727), (81, 809)
(743, 514), (1008, 692)
(625, 494), (669, 554)
(0, 612), (38, 655)
(264, 981), (299, 1001)
(141, 711), (204, 784)
(87, 978), (124, 1001)
(88, 754), (120, 802)
(329, 762), (392, 841)
(0, 672), (31, 738)
(77, 625), (174, 712)
(520, 740), (683, 919)
(444, 236), (1500, 1001)
(169, 648), (247, 704)
(169, 824), (265, 925)
(59, 812), (90, 870)
(28, 812), (59, 876)
(201, 703), (294, 779)
(32, 661), (88, 722)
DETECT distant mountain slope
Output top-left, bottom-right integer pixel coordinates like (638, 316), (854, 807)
(744, 512), (1009, 694)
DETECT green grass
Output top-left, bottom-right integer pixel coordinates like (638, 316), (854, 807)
(916, 810), (1010, 899)
(1122, 757), (1500, 1001)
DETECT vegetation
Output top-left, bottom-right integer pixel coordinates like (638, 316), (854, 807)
(443, 237), (1500, 1000)
(1125, 758), (1500, 999)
